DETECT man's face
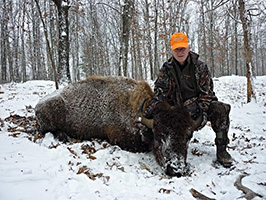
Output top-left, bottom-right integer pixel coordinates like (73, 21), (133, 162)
(172, 47), (190, 65)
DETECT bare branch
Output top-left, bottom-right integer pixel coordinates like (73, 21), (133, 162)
(95, 2), (121, 15)
(247, 8), (261, 17)
(234, 174), (263, 200)
(190, 188), (216, 200)
(205, 0), (230, 13)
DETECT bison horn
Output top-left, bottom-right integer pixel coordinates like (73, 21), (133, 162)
(136, 98), (154, 129)
(137, 114), (154, 129)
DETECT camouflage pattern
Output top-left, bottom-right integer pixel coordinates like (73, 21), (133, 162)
(208, 101), (231, 140)
(145, 51), (231, 137)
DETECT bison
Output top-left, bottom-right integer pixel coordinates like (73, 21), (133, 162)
(35, 75), (193, 177)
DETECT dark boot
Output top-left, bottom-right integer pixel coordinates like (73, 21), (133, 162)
(215, 138), (233, 168)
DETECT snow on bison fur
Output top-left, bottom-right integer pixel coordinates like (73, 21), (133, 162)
(35, 75), (193, 177)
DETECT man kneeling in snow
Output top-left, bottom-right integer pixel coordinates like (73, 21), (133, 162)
(145, 32), (233, 167)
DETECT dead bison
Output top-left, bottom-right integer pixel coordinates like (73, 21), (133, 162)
(35, 75), (193, 177)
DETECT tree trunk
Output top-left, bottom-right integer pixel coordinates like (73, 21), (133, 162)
(52, 0), (71, 83)
(145, 0), (153, 80)
(234, 2), (238, 75)
(72, 2), (80, 81)
(200, 0), (207, 63)
(31, 0), (37, 80)
(153, 0), (159, 78)
(131, 13), (137, 79)
(238, 0), (255, 103)
(225, 14), (230, 76)
(35, 0), (59, 89)
(161, 0), (170, 61)
(13, 1), (20, 82)
(260, 39), (265, 75)
(1, 0), (8, 83)
(119, 0), (134, 77)
(209, 0), (215, 77)
(21, 1), (27, 82)
(49, 1), (57, 81)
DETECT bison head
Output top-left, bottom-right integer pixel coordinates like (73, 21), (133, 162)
(140, 102), (193, 177)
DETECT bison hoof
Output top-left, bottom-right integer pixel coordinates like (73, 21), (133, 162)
(166, 165), (182, 177)
(166, 163), (189, 177)
(55, 131), (72, 143)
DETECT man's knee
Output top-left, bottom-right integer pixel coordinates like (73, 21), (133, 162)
(208, 101), (231, 117)
(207, 101), (231, 134)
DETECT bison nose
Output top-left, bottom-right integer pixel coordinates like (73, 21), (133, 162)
(166, 164), (184, 177)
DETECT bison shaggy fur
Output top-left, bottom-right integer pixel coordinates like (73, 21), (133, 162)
(35, 75), (193, 176)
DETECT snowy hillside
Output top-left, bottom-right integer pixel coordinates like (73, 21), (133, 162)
(0, 76), (265, 200)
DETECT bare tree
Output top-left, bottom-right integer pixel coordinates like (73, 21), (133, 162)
(232, 0), (239, 75)
(119, 0), (134, 77)
(1, 0), (265, 84)
(52, 0), (71, 83)
(1, 0), (8, 83)
(144, 0), (154, 80)
(238, 0), (255, 102)
(69, 1), (82, 82)
(35, 0), (58, 89)
(153, 0), (159, 78)
(199, 0), (207, 64)
(21, 1), (27, 82)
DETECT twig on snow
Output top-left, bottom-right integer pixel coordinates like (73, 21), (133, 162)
(190, 188), (216, 200)
(234, 174), (263, 200)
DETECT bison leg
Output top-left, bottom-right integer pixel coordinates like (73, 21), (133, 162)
(53, 130), (72, 143)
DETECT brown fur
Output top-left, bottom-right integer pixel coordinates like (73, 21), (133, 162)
(151, 102), (193, 176)
(129, 81), (154, 113)
(35, 75), (193, 176)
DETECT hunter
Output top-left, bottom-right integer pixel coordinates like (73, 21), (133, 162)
(145, 32), (233, 167)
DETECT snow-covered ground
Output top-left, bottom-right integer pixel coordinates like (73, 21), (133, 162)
(0, 76), (265, 200)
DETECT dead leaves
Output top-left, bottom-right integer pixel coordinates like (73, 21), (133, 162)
(191, 148), (203, 157)
(4, 112), (112, 184)
(159, 188), (172, 194)
(0, 118), (4, 130)
(81, 144), (97, 160)
(49, 143), (60, 149)
(232, 126), (251, 133)
(69, 142), (114, 184)
(67, 147), (79, 158)
(4, 113), (44, 142)
(106, 160), (125, 172)
(257, 182), (266, 186)
(231, 132), (265, 153)
(80, 142), (110, 160)
(8, 132), (21, 137)
(77, 165), (110, 182)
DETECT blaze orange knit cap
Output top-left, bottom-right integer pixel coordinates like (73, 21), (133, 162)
(170, 32), (189, 50)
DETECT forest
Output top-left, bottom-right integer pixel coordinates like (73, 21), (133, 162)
(1, 1), (266, 199)
(0, 0), (265, 84)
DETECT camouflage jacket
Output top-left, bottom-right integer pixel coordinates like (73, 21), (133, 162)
(145, 51), (218, 118)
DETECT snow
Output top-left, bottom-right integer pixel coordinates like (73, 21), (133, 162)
(0, 76), (266, 200)
(61, 1), (68, 7)
(61, 31), (67, 37)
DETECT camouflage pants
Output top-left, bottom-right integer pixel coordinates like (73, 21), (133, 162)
(195, 101), (231, 140)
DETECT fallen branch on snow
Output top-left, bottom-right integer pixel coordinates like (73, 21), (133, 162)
(234, 174), (263, 200)
(190, 188), (215, 200)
